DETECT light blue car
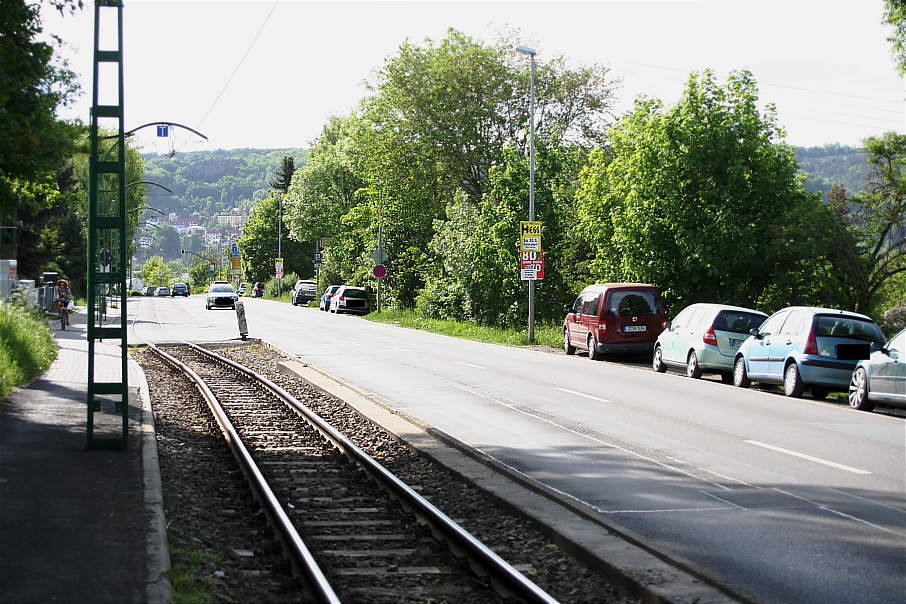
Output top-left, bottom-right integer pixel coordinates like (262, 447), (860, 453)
(652, 303), (767, 381)
(733, 306), (886, 399)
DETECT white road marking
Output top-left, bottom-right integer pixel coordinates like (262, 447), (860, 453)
(453, 361), (485, 369)
(744, 440), (871, 475)
(701, 490), (749, 511)
(773, 488), (897, 535)
(555, 387), (611, 404)
(450, 383), (731, 491)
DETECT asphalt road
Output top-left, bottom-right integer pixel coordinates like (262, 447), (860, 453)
(130, 294), (906, 604)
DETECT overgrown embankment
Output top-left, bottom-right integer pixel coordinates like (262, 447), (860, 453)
(0, 302), (57, 400)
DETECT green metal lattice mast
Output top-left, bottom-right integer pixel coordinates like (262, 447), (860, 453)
(87, 0), (128, 449)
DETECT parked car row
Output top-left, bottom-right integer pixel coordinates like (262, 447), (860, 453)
(317, 284), (371, 314)
(564, 283), (904, 413)
(140, 283), (190, 297)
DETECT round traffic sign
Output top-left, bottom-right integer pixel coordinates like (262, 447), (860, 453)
(373, 264), (387, 279)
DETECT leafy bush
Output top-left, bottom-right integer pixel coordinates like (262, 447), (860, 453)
(881, 301), (906, 336)
(0, 296), (57, 401)
(265, 271), (298, 297)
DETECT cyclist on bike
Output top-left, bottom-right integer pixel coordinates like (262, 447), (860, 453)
(55, 279), (73, 326)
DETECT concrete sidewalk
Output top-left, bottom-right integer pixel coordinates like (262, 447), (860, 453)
(0, 306), (169, 603)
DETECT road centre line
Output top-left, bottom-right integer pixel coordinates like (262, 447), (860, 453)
(744, 440), (871, 475)
(453, 361), (485, 369)
(450, 383), (731, 491)
(555, 387), (612, 404)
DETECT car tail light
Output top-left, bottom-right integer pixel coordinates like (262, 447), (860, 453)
(339, 295), (345, 301)
(598, 321), (606, 335)
(804, 327), (818, 355)
(703, 325), (718, 346)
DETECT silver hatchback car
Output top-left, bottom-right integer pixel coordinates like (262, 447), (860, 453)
(848, 327), (906, 412)
(653, 303), (767, 381)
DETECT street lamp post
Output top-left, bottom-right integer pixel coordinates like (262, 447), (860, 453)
(277, 192), (283, 297)
(516, 44), (537, 344)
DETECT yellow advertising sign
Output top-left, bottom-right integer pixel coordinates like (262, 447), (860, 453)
(520, 221), (542, 251)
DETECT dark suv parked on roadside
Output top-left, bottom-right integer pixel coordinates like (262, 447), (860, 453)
(563, 283), (666, 359)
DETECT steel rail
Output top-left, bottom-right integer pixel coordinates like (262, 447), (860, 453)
(146, 343), (341, 604)
(184, 341), (560, 604)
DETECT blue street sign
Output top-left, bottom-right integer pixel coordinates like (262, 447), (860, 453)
(156, 124), (169, 137)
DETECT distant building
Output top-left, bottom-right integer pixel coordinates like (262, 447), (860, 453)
(187, 225), (206, 237)
(138, 235), (151, 250)
(217, 215), (244, 228)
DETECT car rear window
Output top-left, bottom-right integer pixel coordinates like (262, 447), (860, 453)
(714, 310), (765, 334)
(608, 290), (660, 316)
(343, 289), (368, 299)
(814, 315), (884, 342)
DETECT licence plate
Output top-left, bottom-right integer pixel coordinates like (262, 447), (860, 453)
(623, 325), (647, 333)
(730, 338), (743, 347)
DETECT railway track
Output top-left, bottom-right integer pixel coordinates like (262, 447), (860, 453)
(147, 342), (558, 604)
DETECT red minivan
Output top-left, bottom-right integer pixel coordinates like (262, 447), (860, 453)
(563, 283), (666, 359)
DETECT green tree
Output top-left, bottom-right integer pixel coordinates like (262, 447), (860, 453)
(827, 132), (906, 314)
(270, 155), (295, 193)
(151, 223), (181, 259)
(238, 193), (312, 283)
(576, 70), (836, 312)
(419, 140), (586, 326)
(188, 259), (211, 289)
(884, 0), (906, 75)
(0, 0), (82, 220)
(141, 256), (169, 287)
(287, 29), (616, 309)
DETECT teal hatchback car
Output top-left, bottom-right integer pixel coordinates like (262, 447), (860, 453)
(652, 303), (767, 381)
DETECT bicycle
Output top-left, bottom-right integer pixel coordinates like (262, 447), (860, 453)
(57, 300), (69, 330)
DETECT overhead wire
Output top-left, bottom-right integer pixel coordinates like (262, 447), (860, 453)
(195, 2), (278, 132)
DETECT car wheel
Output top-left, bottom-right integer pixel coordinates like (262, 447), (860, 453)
(783, 362), (804, 398)
(652, 345), (667, 373)
(231, 304), (236, 310)
(686, 351), (702, 379)
(848, 368), (875, 411)
(733, 356), (750, 388)
(587, 335), (601, 361)
(810, 387), (828, 400)
(564, 329), (576, 355)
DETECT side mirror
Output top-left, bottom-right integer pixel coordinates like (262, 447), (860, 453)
(750, 328), (762, 339)
(664, 320), (672, 331)
(889, 348), (900, 361)
(563, 304), (571, 314)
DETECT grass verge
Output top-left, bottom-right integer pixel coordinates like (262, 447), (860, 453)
(0, 301), (58, 400)
(365, 308), (563, 349)
(166, 546), (218, 604)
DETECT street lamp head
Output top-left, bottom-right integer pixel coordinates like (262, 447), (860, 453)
(515, 44), (536, 56)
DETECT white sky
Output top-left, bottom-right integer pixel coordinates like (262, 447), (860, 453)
(42, 0), (905, 153)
